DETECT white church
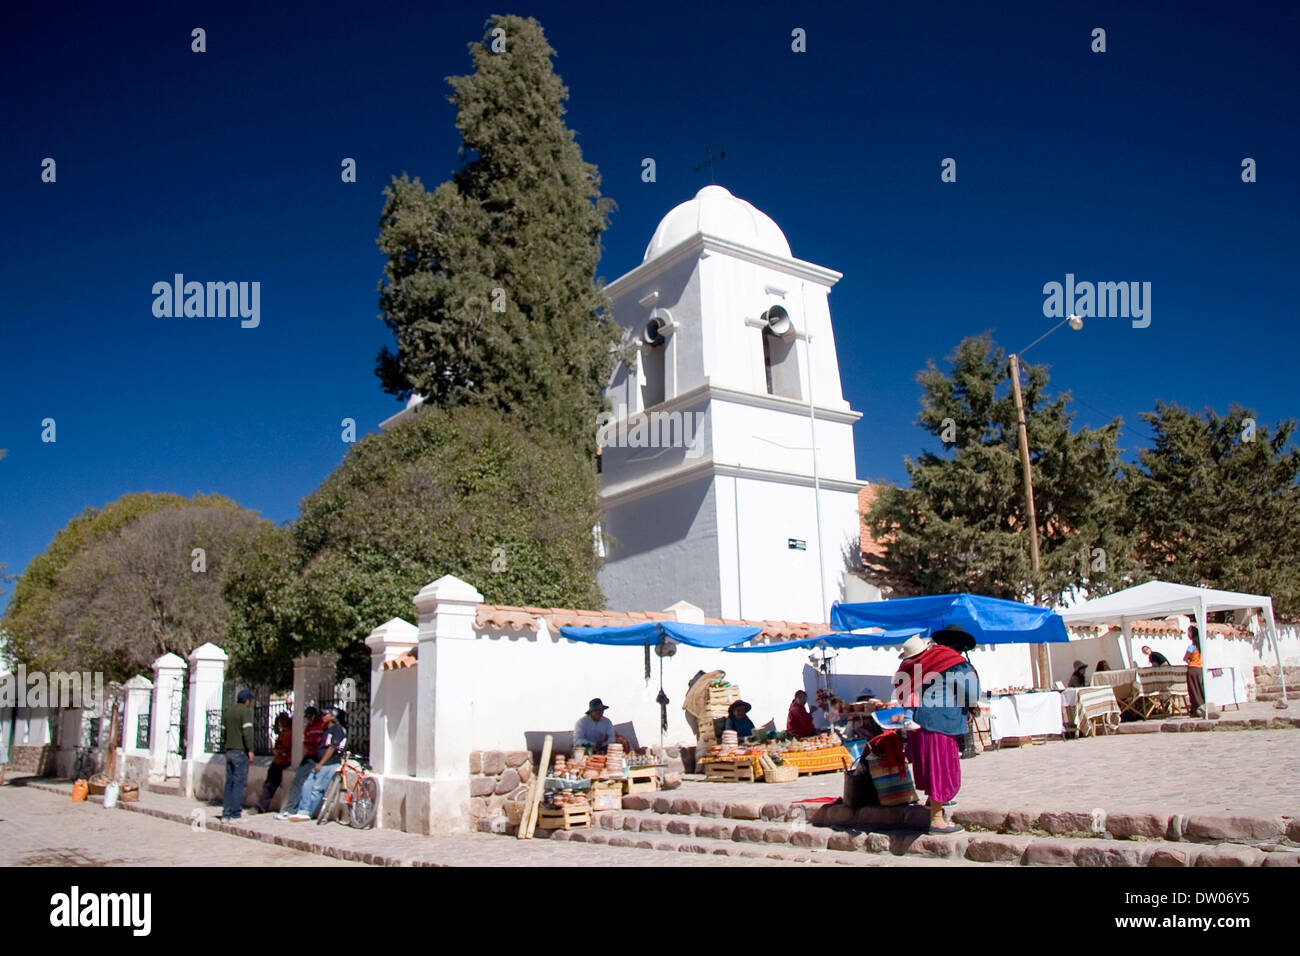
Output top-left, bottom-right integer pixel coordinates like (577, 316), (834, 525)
(383, 185), (872, 625)
(596, 185), (868, 624)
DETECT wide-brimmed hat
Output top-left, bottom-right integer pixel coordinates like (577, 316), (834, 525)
(931, 626), (975, 653)
(1072, 660), (1087, 670)
(731, 700), (752, 713)
(587, 698), (609, 712)
(899, 636), (931, 660)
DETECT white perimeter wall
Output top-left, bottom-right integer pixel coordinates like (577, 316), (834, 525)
(464, 626), (1035, 752)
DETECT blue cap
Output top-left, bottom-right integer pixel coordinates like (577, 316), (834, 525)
(236, 689), (253, 703)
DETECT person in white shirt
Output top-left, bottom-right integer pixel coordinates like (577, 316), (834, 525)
(574, 698), (615, 753)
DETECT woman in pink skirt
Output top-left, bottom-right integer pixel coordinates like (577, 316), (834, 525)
(894, 631), (982, 834)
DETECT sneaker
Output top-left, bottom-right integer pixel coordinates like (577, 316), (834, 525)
(289, 812), (310, 821)
(275, 811), (291, 821)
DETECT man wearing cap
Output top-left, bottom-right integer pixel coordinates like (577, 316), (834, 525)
(220, 689), (256, 822)
(276, 706), (324, 820)
(290, 708), (347, 821)
(575, 699), (615, 753)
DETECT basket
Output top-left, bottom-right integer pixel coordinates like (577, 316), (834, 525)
(763, 763), (799, 783)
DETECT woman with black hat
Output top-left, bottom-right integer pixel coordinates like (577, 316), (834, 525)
(724, 700), (755, 740)
(894, 630), (982, 834)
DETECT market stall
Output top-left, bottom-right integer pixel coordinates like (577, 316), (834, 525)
(555, 619), (760, 789)
(1059, 580), (1287, 708)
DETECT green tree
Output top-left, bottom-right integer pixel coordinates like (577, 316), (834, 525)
(223, 406), (605, 677)
(867, 335), (1134, 604)
(1126, 402), (1300, 617)
(374, 14), (618, 454)
(1, 494), (270, 681)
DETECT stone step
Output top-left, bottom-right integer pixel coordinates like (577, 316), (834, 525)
(546, 810), (1298, 866)
(619, 794), (1300, 849)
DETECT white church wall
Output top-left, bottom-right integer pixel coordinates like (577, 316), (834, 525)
(716, 477), (865, 624)
(609, 254), (702, 402)
(599, 476), (724, 615)
(710, 399), (858, 480)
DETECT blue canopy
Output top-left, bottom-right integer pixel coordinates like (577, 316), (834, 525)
(723, 627), (924, 653)
(829, 593), (1069, 645)
(557, 620), (760, 649)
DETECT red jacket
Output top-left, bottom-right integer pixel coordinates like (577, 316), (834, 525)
(271, 727), (292, 766)
(303, 719), (325, 760)
(787, 701), (817, 738)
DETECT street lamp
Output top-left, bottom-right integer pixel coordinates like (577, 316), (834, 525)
(1009, 315), (1083, 687)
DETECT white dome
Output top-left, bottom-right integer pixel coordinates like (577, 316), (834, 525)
(643, 185), (791, 263)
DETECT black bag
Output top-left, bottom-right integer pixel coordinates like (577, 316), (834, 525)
(842, 758), (881, 809)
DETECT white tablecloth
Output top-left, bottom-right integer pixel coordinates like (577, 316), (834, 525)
(988, 692), (1065, 741)
(1205, 666), (1248, 707)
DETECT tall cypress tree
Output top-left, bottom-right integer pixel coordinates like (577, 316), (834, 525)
(375, 15), (618, 453)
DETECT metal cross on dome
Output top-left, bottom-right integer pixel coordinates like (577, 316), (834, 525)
(694, 147), (726, 184)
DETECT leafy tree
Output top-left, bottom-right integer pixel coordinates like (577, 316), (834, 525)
(1126, 402), (1300, 617)
(1, 494), (269, 681)
(374, 14), (618, 454)
(223, 406), (606, 676)
(867, 335), (1134, 604)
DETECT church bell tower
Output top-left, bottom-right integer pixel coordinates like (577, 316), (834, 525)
(597, 186), (866, 624)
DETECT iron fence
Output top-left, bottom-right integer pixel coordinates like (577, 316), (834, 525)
(315, 679), (368, 764)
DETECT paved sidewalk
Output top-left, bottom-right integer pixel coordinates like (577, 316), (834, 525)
(679, 721), (1299, 817)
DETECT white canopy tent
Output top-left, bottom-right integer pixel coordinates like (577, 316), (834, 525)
(1058, 580), (1287, 706)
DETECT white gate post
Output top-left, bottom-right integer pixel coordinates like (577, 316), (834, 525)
(364, 618), (418, 777)
(290, 653), (338, 766)
(182, 642), (228, 797)
(149, 652), (187, 779)
(122, 676), (153, 754)
(412, 574), (482, 833)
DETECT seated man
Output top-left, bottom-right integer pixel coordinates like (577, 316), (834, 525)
(574, 698), (615, 753)
(1142, 645), (1170, 667)
(786, 690), (817, 738)
(289, 708), (346, 822)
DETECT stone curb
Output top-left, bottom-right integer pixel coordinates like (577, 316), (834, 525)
(556, 817), (1299, 867)
(619, 792), (1297, 848)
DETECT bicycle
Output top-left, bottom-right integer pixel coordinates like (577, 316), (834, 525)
(316, 751), (378, 829)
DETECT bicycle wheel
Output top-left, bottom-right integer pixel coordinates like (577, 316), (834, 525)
(348, 776), (378, 829)
(316, 775), (342, 826)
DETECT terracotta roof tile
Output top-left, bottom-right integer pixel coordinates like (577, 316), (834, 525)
(380, 651), (418, 672)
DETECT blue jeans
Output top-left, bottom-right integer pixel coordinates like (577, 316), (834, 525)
(222, 750), (249, 819)
(298, 762), (340, 818)
(282, 758), (314, 813)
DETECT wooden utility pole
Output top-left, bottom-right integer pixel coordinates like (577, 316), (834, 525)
(1009, 354), (1050, 687)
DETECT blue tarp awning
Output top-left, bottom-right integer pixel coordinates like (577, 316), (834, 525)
(723, 627), (924, 653)
(557, 620), (760, 649)
(828, 593), (1069, 645)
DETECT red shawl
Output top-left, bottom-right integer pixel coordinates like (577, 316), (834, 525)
(894, 644), (966, 706)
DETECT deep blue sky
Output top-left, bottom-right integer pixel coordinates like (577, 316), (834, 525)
(2, 0), (1297, 608)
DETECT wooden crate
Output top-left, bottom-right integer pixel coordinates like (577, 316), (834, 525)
(702, 759), (756, 783)
(777, 747), (852, 775)
(538, 803), (592, 830)
(590, 780), (623, 811)
(624, 766), (659, 794)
